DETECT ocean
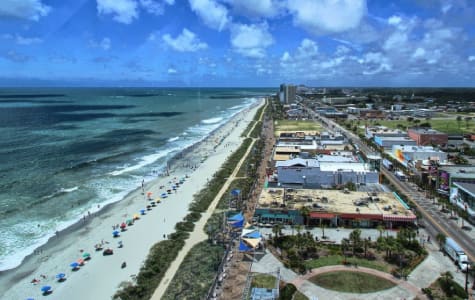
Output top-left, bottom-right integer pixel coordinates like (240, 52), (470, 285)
(0, 87), (271, 271)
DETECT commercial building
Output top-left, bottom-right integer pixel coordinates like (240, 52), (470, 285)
(373, 136), (416, 150)
(365, 126), (407, 139)
(253, 188), (416, 228)
(389, 145), (448, 167)
(408, 128), (448, 146)
(275, 158), (379, 188)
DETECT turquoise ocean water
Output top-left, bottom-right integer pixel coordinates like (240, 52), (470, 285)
(0, 87), (271, 271)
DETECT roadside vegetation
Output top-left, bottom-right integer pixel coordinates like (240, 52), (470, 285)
(422, 271), (468, 299)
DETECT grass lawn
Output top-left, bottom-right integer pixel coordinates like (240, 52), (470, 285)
(304, 255), (391, 272)
(251, 274), (278, 289)
(274, 120), (322, 135)
(293, 291), (309, 300)
(309, 271), (396, 293)
(359, 118), (474, 135)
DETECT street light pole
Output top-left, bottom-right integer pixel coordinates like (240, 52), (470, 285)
(464, 261), (470, 293)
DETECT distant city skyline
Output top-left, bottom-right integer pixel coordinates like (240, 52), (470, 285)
(1, 0), (475, 87)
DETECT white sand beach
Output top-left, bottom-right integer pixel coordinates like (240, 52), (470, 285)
(0, 99), (263, 300)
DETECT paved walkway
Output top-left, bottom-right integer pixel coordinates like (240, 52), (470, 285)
(150, 101), (266, 299)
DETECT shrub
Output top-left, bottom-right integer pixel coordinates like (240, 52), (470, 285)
(279, 283), (297, 300)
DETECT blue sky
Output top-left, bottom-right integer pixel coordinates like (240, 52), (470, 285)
(1, 0), (475, 87)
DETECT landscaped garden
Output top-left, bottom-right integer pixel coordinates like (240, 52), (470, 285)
(274, 120), (322, 136)
(268, 226), (427, 281)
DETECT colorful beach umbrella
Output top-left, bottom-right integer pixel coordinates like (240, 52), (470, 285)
(41, 285), (52, 293)
(140, 209), (146, 215)
(126, 218), (134, 225)
(55, 273), (66, 281)
(77, 258), (85, 266)
(133, 214), (140, 220)
(113, 230), (120, 237)
(161, 193), (168, 198)
(82, 252), (91, 259)
(70, 262), (79, 269)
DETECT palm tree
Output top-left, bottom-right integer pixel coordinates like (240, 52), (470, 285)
(320, 219), (327, 239)
(436, 233), (446, 251)
(341, 238), (350, 264)
(457, 115), (462, 131)
(300, 206), (310, 227)
(349, 229), (362, 255)
(377, 224), (385, 239)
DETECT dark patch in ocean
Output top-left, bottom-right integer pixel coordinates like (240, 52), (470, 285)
(124, 112), (183, 118)
(58, 151), (136, 173)
(0, 99), (73, 104)
(96, 129), (156, 139)
(0, 94), (65, 98)
(127, 93), (163, 97)
(51, 125), (79, 130)
(0, 104), (134, 128)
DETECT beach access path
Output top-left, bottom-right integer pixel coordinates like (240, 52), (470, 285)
(0, 100), (264, 300)
(150, 100), (267, 299)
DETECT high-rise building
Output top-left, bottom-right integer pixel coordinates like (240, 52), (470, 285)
(279, 83), (297, 104)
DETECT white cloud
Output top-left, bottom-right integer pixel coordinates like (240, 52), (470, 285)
(281, 51), (292, 62)
(2, 34), (42, 45)
(230, 23), (274, 58)
(188, 0), (230, 31)
(387, 15), (402, 26)
(162, 28), (208, 52)
(0, 0), (50, 21)
(296, 38), (318, 58)
(97, 0), (138, 24)
(139, 0), (174, 16)
(89, 37), (112, 50)
(287, 0), (366, 34)
(412, 47), (426, 59)
(224, 0), (282, 18)
(168, 68), (177, 74)
(469, 56), (475, 62)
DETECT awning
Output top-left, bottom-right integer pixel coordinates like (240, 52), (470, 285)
(309, 212), (335, 219)
(383, 214), (417, 222)
(340, 213), (383, 220)
(261, 213), (293, 220)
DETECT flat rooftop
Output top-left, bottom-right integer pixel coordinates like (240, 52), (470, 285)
(258, 188), (413, 217)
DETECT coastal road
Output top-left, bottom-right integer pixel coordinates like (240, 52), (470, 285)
(300, 101), (475, 262)
(150, 100), (267, 299)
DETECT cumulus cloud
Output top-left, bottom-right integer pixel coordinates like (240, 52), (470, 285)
(2, 34), (43, 45)
(0, 0), (50, 21)
(97, 0), (138, 24)
(224, 0), (283, 18)
(188, 0), (230, 31)
(139, 0), (174, 15)
(168, 68), (178, 74)
(3, 50), (30, 63)
(287, 0), (366, 34)
(89, 37), (112, 50)
(162, 28), (208, 52)
(230, 23), (274, 58)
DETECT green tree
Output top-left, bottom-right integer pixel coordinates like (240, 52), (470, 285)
(436, 233), (446, 251)
(349, 229), (362, 255)
(300, 206), (310, 227)
(377, 224), (385, 239)
(456, 115), (462, 131)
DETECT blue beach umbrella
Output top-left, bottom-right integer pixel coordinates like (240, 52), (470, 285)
(56, 273), (66, 282)
(41, 285), (52, 293)
(140, 209), (146, 215)
(112, 230), (120, 237)
(70, 262), (79, 269)
(161, 193), (168, 198)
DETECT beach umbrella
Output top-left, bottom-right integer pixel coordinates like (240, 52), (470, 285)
(82, 252), (91, 259)
(161, 193), (167, 198)
(126, 218), (134, 225)
(41, 285), (52, 293)
(56, 273), (66, 281)
(133, 213), (140, 220)
(113, 230), (120, 237)
(70, 262), (79, 270)
(171, 186), (176, 190)
(147, 192), (152, 197)
(120, 222), (127, 229)
(140, 209), (146, 215)
(77, 258), (85, 266)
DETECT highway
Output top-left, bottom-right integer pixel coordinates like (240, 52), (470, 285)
(301, 100), (475, 262)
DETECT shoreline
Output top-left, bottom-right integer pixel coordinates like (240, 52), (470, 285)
(0, 98), (263, 300)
